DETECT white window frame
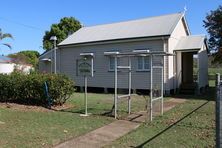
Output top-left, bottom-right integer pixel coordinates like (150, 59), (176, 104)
(109, 57), (119, 71)
(137, 56), (150, 71)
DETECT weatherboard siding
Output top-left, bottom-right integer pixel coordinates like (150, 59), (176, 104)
(39, 51), (53, 73)
(168, 18), (188, 90)
(58, 39), (164, 89)
(198, 45), (208, 88)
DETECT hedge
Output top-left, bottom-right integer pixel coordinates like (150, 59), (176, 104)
(0, 72), (75, 106)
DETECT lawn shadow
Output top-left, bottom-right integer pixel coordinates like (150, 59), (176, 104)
(172, 86), (215, 101)
(133, 101), (210, 148)
(53, 107), (116, 118)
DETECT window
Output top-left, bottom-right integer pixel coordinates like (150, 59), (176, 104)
(109, 57), (119, 71)
(137, 56), (150, 71)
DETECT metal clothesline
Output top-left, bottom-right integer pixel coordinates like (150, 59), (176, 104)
(104, 49), (173, 121)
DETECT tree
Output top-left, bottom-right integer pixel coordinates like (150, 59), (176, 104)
(204, 5), (222, 63)
(0, 28), (13, 49)
(8, 50), (40, 68)
(43, 17), (82, 50)
(19, 50), (40, 67)
(8, 53), (27, 64)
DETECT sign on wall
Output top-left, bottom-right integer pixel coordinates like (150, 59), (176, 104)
(77, 58), (94, 77)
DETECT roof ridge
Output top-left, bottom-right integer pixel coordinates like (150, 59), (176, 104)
(180, 35), (206, 39)
(186, 34), (206, 37)
(83, 12), (183, 28)
(59, 12), (186, 46)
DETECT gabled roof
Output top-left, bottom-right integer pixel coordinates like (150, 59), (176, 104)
(0, 55), (12, 63)
(59, 13), (184, 46)
(39, 49), (54, 59)
(174, 35), (206, 51)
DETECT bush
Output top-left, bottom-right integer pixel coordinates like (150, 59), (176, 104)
(0, 72), (75, 106)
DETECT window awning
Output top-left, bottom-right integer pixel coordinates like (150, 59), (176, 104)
(104, 50), (174, 57)
(41, 58), (51, 62)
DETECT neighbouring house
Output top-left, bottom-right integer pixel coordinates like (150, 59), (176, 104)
(39, 12), (209, 94)
(0, 55), (14, 74)
(0, 55), (33, 74)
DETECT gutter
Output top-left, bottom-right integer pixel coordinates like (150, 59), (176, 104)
(58, 35), (170, 48)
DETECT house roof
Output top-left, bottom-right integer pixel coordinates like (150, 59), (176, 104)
(174, 35), (206, 51)
(59, 13), (184, 46)
(0, 55), (12, 63)
(39, 49), (54, 59)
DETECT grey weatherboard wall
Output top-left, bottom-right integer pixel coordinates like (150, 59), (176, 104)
(58, 39), (165, 90)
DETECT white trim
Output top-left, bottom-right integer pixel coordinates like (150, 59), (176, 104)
(41, 58), (51, 62)
(137, 56), (150, 71)
(80, 52), (94, 57)
(109, 57), (116, 71)
(182, 15), (191, 35)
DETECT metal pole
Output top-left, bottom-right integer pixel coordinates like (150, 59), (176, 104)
(216, 73), (221, 86)
(84, 76), (88, 115)
(216, 73), (221, 148)
(161, 60), (164, 115)
(128, 57), (131, 114)
(51, 51), (53, 74)
(54, 40), (57, 74)
(150, 55), (153, 121)
(114, 56), (118, 119)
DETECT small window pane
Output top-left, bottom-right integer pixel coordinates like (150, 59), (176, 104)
(110, 57), (115, 70)
(138, 57), (143, 69)
(144, 57), (150, 69)
(109, 57), (119, 70)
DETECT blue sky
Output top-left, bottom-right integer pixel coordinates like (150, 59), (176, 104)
(0, 0), (221, 55)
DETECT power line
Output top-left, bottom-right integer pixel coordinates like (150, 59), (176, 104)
(0, 16), (45, 32)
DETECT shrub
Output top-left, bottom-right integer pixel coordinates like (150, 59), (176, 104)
(0, 72), (75, 106)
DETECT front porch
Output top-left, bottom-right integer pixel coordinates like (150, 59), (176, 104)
(174, 36), (209, 95)
(180, 51), (198, 94)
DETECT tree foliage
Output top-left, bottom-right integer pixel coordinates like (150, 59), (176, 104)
(43, 17), (82, 50)
(204, 5), (222, 63)
(8, 50), (40, 68)
(0, 28), (13, 49)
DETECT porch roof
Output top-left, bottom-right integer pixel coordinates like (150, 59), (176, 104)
(174, 35), (206, 52)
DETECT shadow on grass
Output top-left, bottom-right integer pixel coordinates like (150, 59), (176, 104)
(172, 86), (215, 101)
(133, 101), (210, 148)
(53, 107), (116, 118)
(176, 122), (214, 130)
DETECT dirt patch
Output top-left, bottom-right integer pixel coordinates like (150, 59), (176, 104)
(163, 98), (187, 112)
(0, 103), (74, 112)
(51, 104), (74, 111)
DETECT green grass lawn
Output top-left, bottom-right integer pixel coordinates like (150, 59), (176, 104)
(0, 85), (216, 147)
(208, 68), (222, 75)
(107, 98), (215, 148)
(0, 93), (146, 147)
(66, 93), (148, 119)
(194, 67), (222, 76)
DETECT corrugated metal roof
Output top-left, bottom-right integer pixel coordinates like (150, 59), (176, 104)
(0, 55), (12, 63)
(174, 35), (206, 51)
(59, 13), (183, 46)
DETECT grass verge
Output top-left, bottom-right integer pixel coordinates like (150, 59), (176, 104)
(0, 92), (146, 147)
(107, 99), (215, 148)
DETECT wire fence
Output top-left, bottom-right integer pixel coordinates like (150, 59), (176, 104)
(216, 73), (222, 148)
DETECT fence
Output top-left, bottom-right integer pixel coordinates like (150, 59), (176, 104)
(193, 74), (217, 81)
(216, 73), (222, 148)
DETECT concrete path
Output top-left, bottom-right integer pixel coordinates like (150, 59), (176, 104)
(55, 120), (139, 148)
(55, 98), (186, 148)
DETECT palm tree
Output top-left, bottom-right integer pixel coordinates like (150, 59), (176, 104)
(0, 28), (13, 49)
